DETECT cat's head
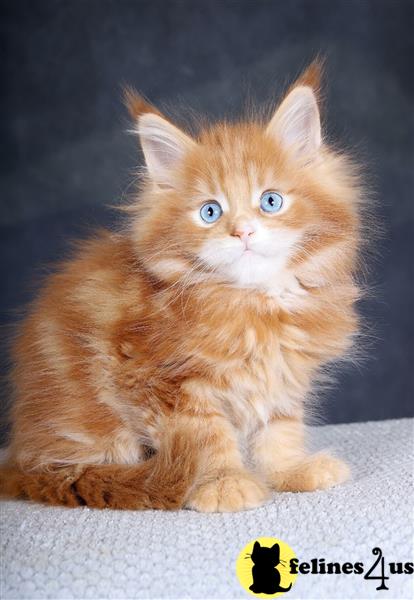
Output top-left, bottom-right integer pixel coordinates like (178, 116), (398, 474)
(251, 541), (281, 566)
(127, 62), (360, 294)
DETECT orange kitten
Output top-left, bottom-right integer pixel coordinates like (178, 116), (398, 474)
(0, 62), (362, 511)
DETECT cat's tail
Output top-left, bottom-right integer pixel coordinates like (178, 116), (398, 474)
(0, 432), (198, 510)
(278, 583), (293, 592)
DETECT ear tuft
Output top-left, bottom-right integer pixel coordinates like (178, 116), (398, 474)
(291, 57), (324, 97)
(123, 86), (162, 120)
(137, 113), (195, 186)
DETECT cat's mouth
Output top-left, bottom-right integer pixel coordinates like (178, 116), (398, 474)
(238, 246), (269, 259)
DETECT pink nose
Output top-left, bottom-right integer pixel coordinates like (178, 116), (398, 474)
(231, 224), (255, 241)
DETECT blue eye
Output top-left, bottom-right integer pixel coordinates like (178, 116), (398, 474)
(200, 201), (223, 224)
(260, 191), (283, 213)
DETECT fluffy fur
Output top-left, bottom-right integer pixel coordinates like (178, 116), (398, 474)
(0, 62), (363, 511)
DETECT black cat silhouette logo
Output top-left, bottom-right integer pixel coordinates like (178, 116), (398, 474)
(250, 541), (293, 594)
(236, 537), (297, 597)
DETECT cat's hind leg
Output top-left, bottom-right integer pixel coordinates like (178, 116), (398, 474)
(0, 429), (198, 509)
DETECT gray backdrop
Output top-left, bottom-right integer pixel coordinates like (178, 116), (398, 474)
(1, 0), (413, 429)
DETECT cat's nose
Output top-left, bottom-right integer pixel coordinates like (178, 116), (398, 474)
(231, 224), (255, 241)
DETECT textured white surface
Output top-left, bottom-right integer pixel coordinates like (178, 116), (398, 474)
(1, 418), (413, 600)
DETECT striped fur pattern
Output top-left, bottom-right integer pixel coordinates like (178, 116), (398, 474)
(0, 63), (362, 511)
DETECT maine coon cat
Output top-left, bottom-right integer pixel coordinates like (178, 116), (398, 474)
(0, 62), (362, 511)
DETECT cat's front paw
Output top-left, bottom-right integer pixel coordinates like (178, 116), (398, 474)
(270, 452), (350, 492)
(187, 471), (269, 513)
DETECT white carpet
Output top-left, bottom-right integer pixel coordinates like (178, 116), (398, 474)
(1, 418), (413, 600)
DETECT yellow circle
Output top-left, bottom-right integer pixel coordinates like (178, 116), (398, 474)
(236, 537), (298, 597)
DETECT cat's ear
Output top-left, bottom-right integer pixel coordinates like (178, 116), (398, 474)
(124, 87), (195, 186)
(253, 541), (261, 551)
(271, 543), (280, 552)
(267, 61), (323, 161)
(137, 114), (195, 186)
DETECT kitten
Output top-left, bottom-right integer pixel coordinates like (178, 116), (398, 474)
(0, 62), (361, 511)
